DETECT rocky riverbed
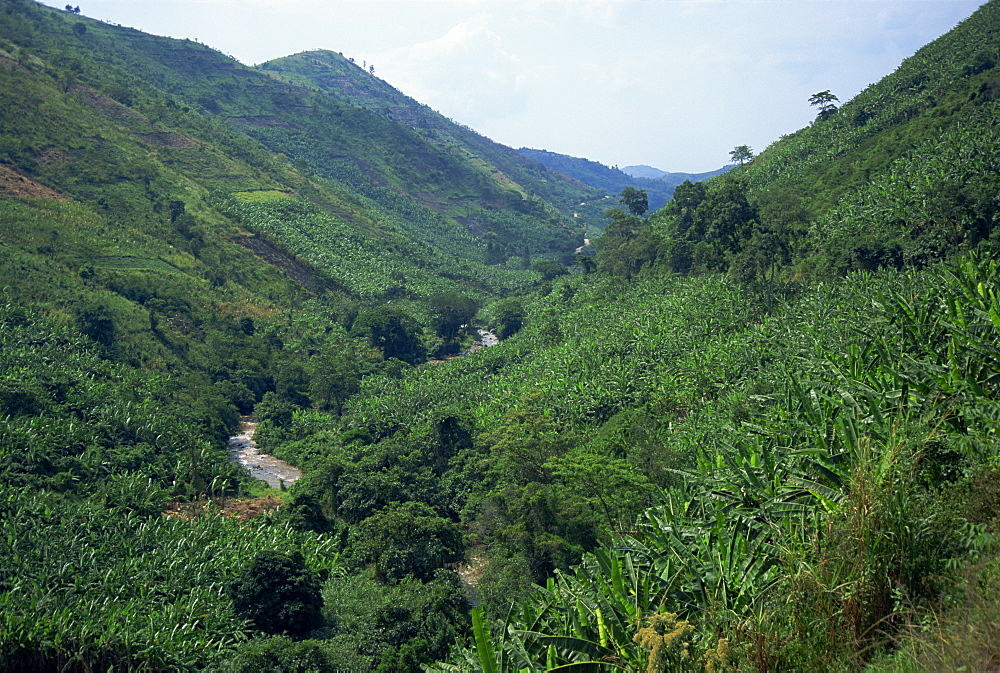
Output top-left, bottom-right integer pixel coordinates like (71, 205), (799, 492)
(227, 418), (302, 489)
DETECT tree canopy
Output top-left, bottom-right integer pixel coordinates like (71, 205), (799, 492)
(730, 144), (754, 165)
(229, 551), (324, 638)
(351, 306), (426, 365)
(618, 186), (649, 217)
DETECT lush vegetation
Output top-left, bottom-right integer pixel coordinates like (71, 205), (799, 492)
(3, 0), (1000, 670)
(259, 50), (607, 236)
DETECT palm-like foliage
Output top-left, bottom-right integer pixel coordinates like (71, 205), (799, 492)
(436, 249), (1000, 671)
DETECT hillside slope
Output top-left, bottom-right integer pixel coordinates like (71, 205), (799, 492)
(258, 49), (605, 236)
(3, 1), (587, 264)
(0, 0), (563, 455)
(4, 0), (1000, 670)
(644, 0), (1000, 280)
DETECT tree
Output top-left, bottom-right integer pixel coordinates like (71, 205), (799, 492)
(531, 259), (569, 281)
(596, 209), (665, 279)
(575, 255), (597, 275)
(347, 501), (465, 582)
(659, 179), (755, 275)
(221, 636), (336, 673)
(74, 302), (116, 350)
(308, 354), (359, 414)
(618, 187), (649, 217)
(809, 90), (840, 120)
(230, 551), (324, 637)
(321, 573), (470, 669)
(730, 145), (754, 166)
(544, 450), (655, 533)
(351, 306), (425, 365)
(274, 362), (310, 407)
(491, 298), (526, 339)
(426, 292), (477, 341)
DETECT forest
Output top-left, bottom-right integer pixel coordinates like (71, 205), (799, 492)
(2, 0), (1000, 670)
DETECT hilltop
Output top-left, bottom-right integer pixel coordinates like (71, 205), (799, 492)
(258, 49), (606, 232)
(622, 163), (731, 185)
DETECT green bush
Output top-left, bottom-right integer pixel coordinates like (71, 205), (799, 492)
(346, 501), (464, 583)
(219, 636), (336, 673)
(230, 551), (324, 637)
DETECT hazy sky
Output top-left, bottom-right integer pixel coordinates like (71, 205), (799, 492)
(44, 0), (984, 173)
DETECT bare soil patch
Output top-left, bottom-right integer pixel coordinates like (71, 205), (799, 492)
(164, 496), (284, 522)
(0, 56), (30, 74)
(38, 147), (70, 167)
(71, 85), (150, 130)
(0, 164), (66, 200)
(234, 234), (338, 293)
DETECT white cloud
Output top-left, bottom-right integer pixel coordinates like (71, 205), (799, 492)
(373, 15), (529, 123)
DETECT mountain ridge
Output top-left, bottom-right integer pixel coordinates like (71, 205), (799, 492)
(516, 146), (729, 215)
(257, 49), (606, 232)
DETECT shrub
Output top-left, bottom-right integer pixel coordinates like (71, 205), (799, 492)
(230, 551), (324, 637)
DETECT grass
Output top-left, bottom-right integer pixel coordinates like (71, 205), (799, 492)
(868, 552), (1000, 672)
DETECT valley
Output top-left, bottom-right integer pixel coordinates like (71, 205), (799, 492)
(1, 0), (1000, 671)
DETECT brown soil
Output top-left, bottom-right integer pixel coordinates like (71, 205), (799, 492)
(164, 496), (284, 522)
(0, 56), (30, 74)
(71, 85), (150, 130)
(38, 147), (70, 166)
(233, 234), (323, 291)
(0, 164), (66, 200)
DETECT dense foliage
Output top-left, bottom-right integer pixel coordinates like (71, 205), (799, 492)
(3, 0), (1000, 670)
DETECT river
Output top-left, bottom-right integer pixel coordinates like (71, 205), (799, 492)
(229, 331), (499, 483)
(227, 417), (302, 489)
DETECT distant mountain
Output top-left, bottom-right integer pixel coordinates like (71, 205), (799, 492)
(621, 164), (670, 179)
(622, 164), (732, 185)
(516, 148), (728, 216)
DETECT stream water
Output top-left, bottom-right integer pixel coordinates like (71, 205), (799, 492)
(227, 417), (302, 489)
(228, 332), (498, 485)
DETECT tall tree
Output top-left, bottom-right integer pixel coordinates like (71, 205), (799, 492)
(230, 551), (324, 637)
(730, 145), (754, 166)
(427, 292), (477, 341)
(619, 187), (649, 217)
(352, 306), (426, 365)
(809, 90), (840, 120)
(596, 209), (665, 278)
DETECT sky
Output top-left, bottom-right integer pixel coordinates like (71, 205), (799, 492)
(43, 0), (985, 173)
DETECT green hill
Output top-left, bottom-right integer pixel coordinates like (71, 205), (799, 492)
(643, 0), (1000, 280)
(3, 0), (1000, 670)
(258, 49), (606, 236)
(621, 162), (732, 188)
